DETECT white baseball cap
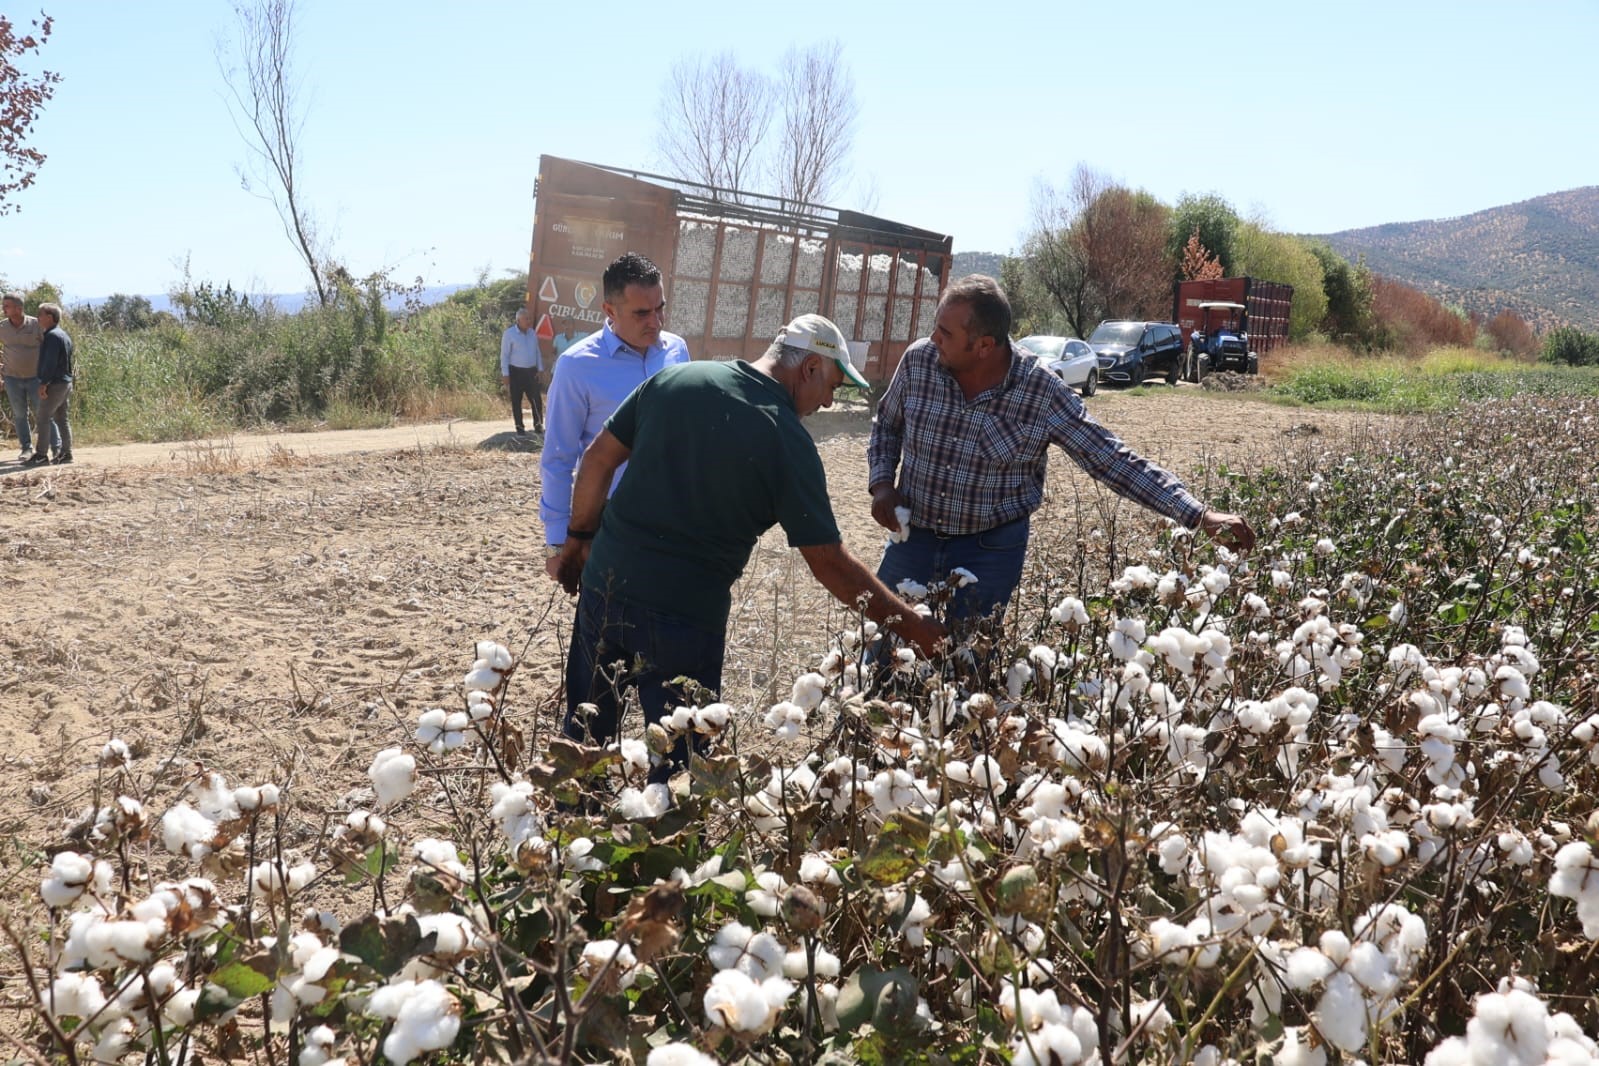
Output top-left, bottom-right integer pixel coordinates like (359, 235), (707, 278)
(777, 313), (870, 389)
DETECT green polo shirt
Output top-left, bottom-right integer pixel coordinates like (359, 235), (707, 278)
(582, 360), (842, 632)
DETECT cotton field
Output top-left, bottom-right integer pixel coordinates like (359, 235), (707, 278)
(15, 396), (1599, 1065)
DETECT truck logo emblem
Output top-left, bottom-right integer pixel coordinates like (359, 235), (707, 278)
(538, 277), (559, 302)
(575, 282), (596, 309)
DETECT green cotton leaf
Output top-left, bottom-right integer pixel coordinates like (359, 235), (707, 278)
(210, 961), (274, 999)
(339, 913), (437, 977)
(858, 814), (931, 885)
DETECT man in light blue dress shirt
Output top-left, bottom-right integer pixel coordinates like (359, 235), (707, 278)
(540, 252), (690, 570)
(500, 306), (546, 437)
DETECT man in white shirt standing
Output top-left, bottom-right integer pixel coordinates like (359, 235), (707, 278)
(501, 307), (545, 439)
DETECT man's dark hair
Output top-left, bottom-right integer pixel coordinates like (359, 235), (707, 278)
(602, 252), (663, 303)
(1, 290), (24, 306)
(941, 274), (1012, 344)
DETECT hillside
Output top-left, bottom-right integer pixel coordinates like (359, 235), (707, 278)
(952, 250), (1005, 280)
(1321, 187), (1599, 333)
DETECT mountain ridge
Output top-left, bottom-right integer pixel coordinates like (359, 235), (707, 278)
(1318, 186), (1599, 333)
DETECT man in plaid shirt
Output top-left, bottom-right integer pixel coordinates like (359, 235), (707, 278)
(868, 275), (1255, 620)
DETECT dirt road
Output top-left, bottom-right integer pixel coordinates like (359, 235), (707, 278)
(0, 389), (1390, 851)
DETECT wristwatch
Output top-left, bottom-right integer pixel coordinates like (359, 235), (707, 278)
(544, 545), (562, 559)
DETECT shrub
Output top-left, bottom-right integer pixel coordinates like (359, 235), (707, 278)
(1542, 325), (1599, 367)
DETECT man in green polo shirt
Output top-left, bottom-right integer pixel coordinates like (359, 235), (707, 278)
(553, 314), (945, 781)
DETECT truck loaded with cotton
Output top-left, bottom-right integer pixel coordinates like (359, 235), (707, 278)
(526, 156), (953, 384)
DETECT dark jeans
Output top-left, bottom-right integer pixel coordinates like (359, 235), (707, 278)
(564, 586), (725, 783)
(875, 515), (1031, 623)
(508, 365), (544, 432)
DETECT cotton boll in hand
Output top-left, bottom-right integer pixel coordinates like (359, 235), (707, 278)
(888, 505), (912, 544)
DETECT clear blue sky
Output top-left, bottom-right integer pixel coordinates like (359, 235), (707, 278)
(7, 0), (1597, 301)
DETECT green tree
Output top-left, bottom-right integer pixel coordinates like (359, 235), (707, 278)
(96, 293), (158, 330)
(1233, 224), (1327, 341)
(1307, 241), (1374, 343)
(1166, 194), (1239, 278)
(1541, 325), (1599, 367)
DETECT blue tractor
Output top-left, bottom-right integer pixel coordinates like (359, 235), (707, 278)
(1184, 301), (1259, 382)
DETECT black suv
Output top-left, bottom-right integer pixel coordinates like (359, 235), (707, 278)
(1087, 321), (1185, 386)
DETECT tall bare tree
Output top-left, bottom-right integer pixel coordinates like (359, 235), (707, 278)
(0, 13), (59, 214)
(1020, 165), (1172, 335)
(219, 0), (328, 306)
(655, 51), (772, 197)
(771, 40), (858, 208)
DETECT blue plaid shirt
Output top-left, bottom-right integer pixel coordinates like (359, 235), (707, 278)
(867, 339), (1206, 535)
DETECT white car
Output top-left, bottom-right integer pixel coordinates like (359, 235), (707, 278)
(1018, 335), (1098, 396)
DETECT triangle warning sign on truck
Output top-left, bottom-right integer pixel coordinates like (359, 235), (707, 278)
(534, 313), (554, 341)
(538, 277), (559, 302)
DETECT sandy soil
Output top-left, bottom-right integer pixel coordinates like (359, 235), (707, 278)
(0, 387), (1392, 854)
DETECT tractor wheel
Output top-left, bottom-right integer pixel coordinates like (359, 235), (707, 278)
(1080, 369), (1097, 398)
(1246, 353), (1259, 375)
(1196, 354), (1210, 384)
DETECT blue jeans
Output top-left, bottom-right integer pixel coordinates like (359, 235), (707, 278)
(875, 515), (1031, 622)
(564, 586), (726, 783)
(3, 375), (43, 455)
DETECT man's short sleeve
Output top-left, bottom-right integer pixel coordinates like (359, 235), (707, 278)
(603, 378), (648, 449)
(774, 423), (841, 548)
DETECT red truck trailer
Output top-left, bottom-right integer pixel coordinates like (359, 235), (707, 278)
(1172, 277), (1293, 377)
(527, 156), (953, 384)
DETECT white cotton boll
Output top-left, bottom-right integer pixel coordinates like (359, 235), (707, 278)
(887, 505), (912, 544)
(474, 640), (513, 672)
(579, 938), (638, 989)
(564, 838), (604, 874)
(745, 871), (786, 917)
(763, 701), (806, 741)
(1362, 829), (1410, 867)
(1315, 971), (1370, 1053)
(1278, 1026), (1328, 1066)
(1010, 1022), (1084, 1066)
(416, 709), (470, 754)
(668, 706), (697, 733)
(1156, 833), (1189, 876)
(617, 738), (650, 772)
(1050, 596), (1089, 627)
(462, 661), (501, 692)
(1319, 929), (1351, 965)
(48, 972), (108, 1019)
(950, 567), (978, 587)
(647, 1045), (721, 1066)
(1128, 997), (1173, 1036)
(1285, 946), (1335, 990)
(1006, 661), (1033, 699)
(41, 851), (97, 908)
(793, 671), (831, 712)
(160, 802), (218, 859)
(366, 980), (460, 1066)
(99, 738), (133, 769)
(1271, 569), (1293, 590)
(412, 838), (466, 879)
(466, 690), (496, 721)
(708, 922), (784, 979)
(615, 784), (671, 820)
(694, 703), (732, 735)
(1029, 644), (1057, 680)
(1108, 617), (1147, 661)
(896, 578), (928, 599)
(368, 748), (417, 808)
(1467, 989), (1550, 1065)
(798, 852), (840, 886)
(1314, 538), (1335, 556)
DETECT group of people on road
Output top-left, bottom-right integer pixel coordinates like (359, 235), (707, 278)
(1, 291), (75, 467)
(524, 251), (1255, 781)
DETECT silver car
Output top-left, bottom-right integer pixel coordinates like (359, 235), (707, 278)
(1018, 335), (1099, 396)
